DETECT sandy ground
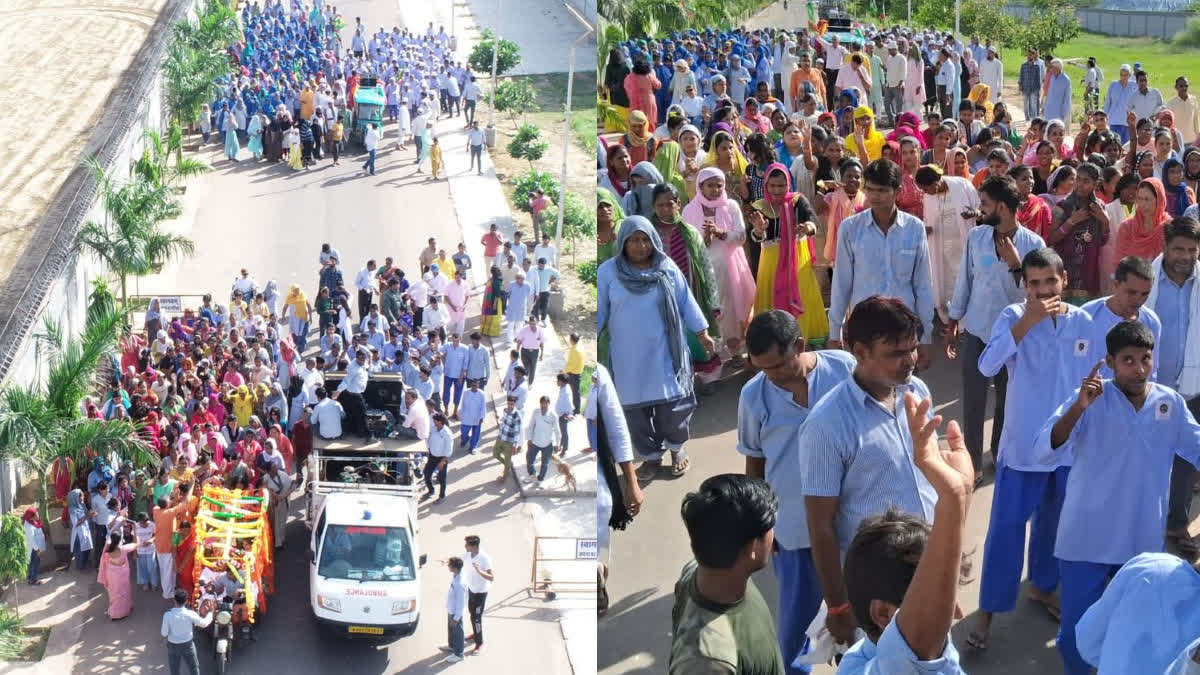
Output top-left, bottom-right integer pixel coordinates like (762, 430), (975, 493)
(0, 0), (170, 291)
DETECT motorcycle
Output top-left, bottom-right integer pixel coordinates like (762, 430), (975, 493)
(211, 597), (235, 674)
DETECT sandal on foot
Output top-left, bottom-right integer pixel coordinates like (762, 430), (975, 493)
(965, 631), (988, 650)
(672, 456), (691, 476)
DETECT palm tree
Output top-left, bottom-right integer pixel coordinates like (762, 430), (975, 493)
(162, 0), (241, 129)
(0, 308), (157, 550)
(76, 158), (195, 316)
(134, 122), (210, 189)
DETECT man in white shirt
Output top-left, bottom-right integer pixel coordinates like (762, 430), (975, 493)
(355, 259), (378, 322)
(979, 46), (1004, 104)
(333, 350), (371, 437)
(161, 589), (213, 673)
(232, 268), (257, 302)
(532, 234), (557, 268)
(1129, 69), (1165, 123)
(422, 413), (454, 504)
(463, 76), (480, 126)
(467, 120), (486, 175)
(422, 296), (449, 340)
(678, 83), (705, 126)
(524, 395), (560, 485)
(883, 41), (907, 126)
(311, 387), (345, 440)
(362, 123), (380, 176)
(463, 535), (494, 655)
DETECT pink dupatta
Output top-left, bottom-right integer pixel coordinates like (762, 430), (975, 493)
(764, 163), (807, 317)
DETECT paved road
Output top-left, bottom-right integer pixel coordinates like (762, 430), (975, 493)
(598, 349), (1071, 675)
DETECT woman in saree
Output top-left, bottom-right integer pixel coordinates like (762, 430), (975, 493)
(896, 136), (925, 220)
(97, 533), (138, 620)
(1116, 177), (1170, 262)
(684, 168), (755, 361)
(480, 266), (504, 337)
(222, 102), (241, 162)
(247, 112), (266, 160)
(596, 216), (716, 478)
(750, 164), (828, 340)
(647, 184), (723, 389)
(175, 521), (198, 596)
(904, 44), (926, 114)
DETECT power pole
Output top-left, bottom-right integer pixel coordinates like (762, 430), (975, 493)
(556, 1), (595, 258)
(486, 0), (501, 147)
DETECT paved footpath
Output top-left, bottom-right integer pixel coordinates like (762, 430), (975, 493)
(4, 2), (595, 674)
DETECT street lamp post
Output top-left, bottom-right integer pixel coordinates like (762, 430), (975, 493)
(555, 2), (595, 258)
(485, 0), (501, 147)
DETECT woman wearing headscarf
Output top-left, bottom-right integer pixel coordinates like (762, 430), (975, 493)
(144, 298), (162, 340)
(223, 103), (241, 162)
(285, 123), (302, 170)
(651, 140), (688, 198)
(247, 112), (266, 160)
(23, 508), (45, 585)
(943, 146), (973, 181)
(199, 103), (212, 144)
(600, 144), (633, 197)
(967, 83), (994, 123)
(887, 111), (927, 148)
(904, 43), (926, 114)
(620, 161), (664, 219)
(623, 60), (661, 132)
(684, 167), (755, 360)
(1116, 178), (1170, 262)
(896, 136), (925, 220)
(845, 105), (885, 162)
(916, 164), (980, 323)
(740, 97), (770, 134)
(68, 488), (94, 570)
(597, 216), (716, 478)
(749, 163), (828, 341)
(621, 110), (658, 166)
(604, 48), (632, 131)
(1183, 146), (1200, 197)
(1162, 158), (1196, 218)
(281, 284), (312, 352)
(265, 109), (283, 162)
(597, 187), (625, 265)
(298, 118), (315, 167)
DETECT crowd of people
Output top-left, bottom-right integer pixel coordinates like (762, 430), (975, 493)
(200, 0), (484, 176)
(596, 19), (1200, 675)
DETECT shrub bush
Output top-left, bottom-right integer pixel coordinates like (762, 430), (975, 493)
(541, 191), (596, 239)
(512, 170), (560, 214)
(507, 124), (549, 165)
(576, 259), (598, 286)
(467, 28), (521, 76)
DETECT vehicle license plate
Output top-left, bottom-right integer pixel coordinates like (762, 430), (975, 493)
(348, 626), (384, 635)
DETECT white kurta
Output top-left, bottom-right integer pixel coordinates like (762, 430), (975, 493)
(922, 176), (980, 322)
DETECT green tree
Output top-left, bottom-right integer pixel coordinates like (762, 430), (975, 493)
(134, 121), (210, 190)
(0, 515), (26, 617)
(959, 0), (1021, 47)
(1019, 1), (1081, 55)
(468, 28), (522, 77)
(507, 124), (549, 167)
(543, 192), (597, 264)
(162, 0), (241, 127)
(76, 159), (195, 317)
(0, 308), (157, 558)
(491, 79), (539, 125)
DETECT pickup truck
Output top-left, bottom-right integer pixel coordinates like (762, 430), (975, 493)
(306, 437), (426, 638)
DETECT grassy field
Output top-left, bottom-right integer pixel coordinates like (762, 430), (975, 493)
(999, 32), (1200, 124)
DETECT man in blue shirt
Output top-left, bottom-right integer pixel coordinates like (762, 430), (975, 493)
(444, 556), (467, 662)
(465, 332), (490, 388)
(1080, 255), (1161, 381)
(1148, 216), (1200, 561)
(827, 160), (935, 373)
(440, 333), (469, 420)
(1103, 64), (1138, 143)
(971, 247), (1095, 650)
(945, 175), (1046, 484)
(799, 296), (938, 647)
(837, 394), (973, 675)
(1037, 320), (1200, 674)
(738, 310), (855, 673)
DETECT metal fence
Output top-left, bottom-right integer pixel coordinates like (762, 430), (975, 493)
(1004, 4), (1192, 40)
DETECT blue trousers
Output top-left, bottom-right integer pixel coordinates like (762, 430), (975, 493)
(1057, 559), (1120, 675)
(443, 376), (464, 407)
(362, 148), (376, 175)
(772, 547), (823, 674)
(460, 424), (481, 451)
(979, 464), (1070, 612)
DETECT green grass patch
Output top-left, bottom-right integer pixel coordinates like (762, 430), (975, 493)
(999, 31), (1200, 124)
(513, 72), (597, 112)
(580, 364), (595, 400)
(570, 112), (598, 155)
